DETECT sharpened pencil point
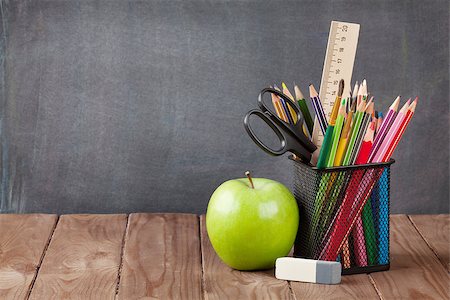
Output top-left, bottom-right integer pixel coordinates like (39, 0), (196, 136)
(309, 84), (319, 97)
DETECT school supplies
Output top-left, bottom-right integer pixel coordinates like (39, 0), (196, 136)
(316, 80), (344, 169)
(294, 84), (314, 135)
(244, 88), (317, 162)
(368, 97), (400, 162)
(309, 84), (328, 136)
(276, 257), (341, 284)
(282, 82), (298, 123)
(312, 21), (360, 164)
(243, 21), (418, 275)
(274, 85), (295, 125)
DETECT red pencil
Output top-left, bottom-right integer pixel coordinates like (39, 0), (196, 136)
(356, 121), (375, 164)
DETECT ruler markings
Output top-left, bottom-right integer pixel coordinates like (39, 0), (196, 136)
(310, 21), (360, 164)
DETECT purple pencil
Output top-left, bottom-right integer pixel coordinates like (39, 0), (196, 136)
(368, 96), (400, 162)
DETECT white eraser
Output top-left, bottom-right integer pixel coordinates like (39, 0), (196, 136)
(275, 257), (341, 284)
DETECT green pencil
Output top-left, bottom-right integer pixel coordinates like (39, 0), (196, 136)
(294, 84), (314, 135)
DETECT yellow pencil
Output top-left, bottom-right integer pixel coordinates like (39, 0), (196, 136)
(334, 101), (356, 166)
(270, 87), (288, 122)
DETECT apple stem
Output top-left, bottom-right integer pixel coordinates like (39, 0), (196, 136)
(245, 171), (254, 189)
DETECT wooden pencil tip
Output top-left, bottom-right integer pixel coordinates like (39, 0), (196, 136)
(294, 85), (304, 100)
(309, 84), (318, 97)
(282, 82), (287, 89)
(409, 99), (417, 112)
(390, 96), (401, 111)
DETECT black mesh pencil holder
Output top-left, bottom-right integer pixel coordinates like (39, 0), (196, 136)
(291, 156), (395, 275)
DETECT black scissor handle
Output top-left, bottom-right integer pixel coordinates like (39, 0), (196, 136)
(244, 109), (287, 156)
(243, 109), (313, 162)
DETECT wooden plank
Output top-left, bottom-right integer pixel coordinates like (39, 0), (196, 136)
(200, 215), (292, 299)
(290, 274), (380, 299)
(409, 214), (450, 272)
(0, 214), (57, 299)
(29, 214), (127, 300)
(369, 215), (450, 299)
(117, 213), (202, 299)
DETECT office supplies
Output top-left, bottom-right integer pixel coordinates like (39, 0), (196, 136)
(276, 257), (341, 284)
(311, 21), (360, 164)
(368, 97), (400, 162)
(350, 81), (359, 112)
(349, 101), (373, 163)
(342, 100), (365, 166)
(317, 80), (344, 169)
(383, 98), (417, 161)
(318, 98), (416, 262)
(294, 84), (314, 135)
(334, 101), (356, 166)
(372, 99), (410, 163)
(274, 85), (295, 125)
(339, 100), (372, 265)
(244, 88), (317, 162)
(282, 82), (298, 123)
(376, 112), (383, 133)
(309, 84), (328, 136)
(270, 90), (288, 122)
(327, 96), (346, 167)
(353, 121), (376, 266)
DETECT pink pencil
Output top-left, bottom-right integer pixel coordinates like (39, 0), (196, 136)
(368, 96), (400, 162)
(382, 98), (417, 161)
(372, 99), (410, 163)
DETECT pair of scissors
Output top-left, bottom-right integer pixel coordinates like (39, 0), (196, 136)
(243, 88), (317, 163)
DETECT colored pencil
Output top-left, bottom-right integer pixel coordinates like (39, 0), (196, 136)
(319, 99), (416, 261)
(274, 84), (295, 125)
(368, 96), (400, 162)
(349, 101), (373, 164)
(334, 101), (356, 166)
(350, 81), (359, 112)
(352, 121), (376, 266)
(282, 82), (298, 123)
(342, 100), (366, 166)
(382, 98), (417, 161)
(372, 99), (410, 163)
(376, 112), (383, 134)
(327, 97), (346, 167)
(294, 84), (314, 135)
(317, 80), (344, 169)
(309, 84), (328, 135)
(270, 87), (288, 122)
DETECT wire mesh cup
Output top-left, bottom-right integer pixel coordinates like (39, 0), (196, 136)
(291, 156), (394, 274)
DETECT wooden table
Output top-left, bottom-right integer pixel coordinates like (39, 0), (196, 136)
(0, 214), (448, 299)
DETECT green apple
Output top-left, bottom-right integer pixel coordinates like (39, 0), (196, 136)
(206, 172), (299, 271)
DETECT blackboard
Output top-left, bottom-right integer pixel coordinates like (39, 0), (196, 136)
(0, 0), (448, 214)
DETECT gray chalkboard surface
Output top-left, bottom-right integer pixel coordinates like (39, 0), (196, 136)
(0, 0), (448, 214)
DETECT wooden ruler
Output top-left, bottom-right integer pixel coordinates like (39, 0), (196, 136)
(311, 21), (360, 163)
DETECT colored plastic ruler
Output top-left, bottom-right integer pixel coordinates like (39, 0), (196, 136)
(311, 21), (360, 164)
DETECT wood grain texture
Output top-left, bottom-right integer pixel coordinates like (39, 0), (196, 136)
(409, 214), (450, 272)
(29, 214), (127, 300)
(200, 215), (292, 300)
(0, 214), (57, 299)
(290, 274), (380, 299)
(117, 213), (202, 299)
(369, 215), (450, 299)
